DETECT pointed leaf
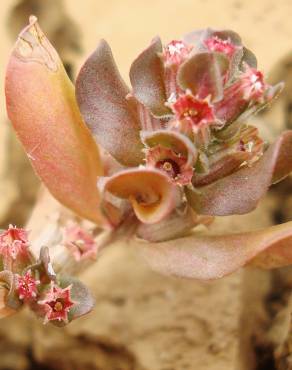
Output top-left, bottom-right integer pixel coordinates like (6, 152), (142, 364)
(136, 221), (292, 280)
(5, 17), (105, 225)
(178, 52), (229, 102)
(104, 168), (179, 224)
(130, 36), (170, 116)
(76, 39), (143, 166)
(186, 131), (292, 216)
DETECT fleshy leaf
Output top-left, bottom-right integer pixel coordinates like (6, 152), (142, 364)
(104, 168), (179, 224)
(178, 52), (229, 102)
(129, 36), (170, 117)
(59, 275), (95, 322)
(137, 205), (213, 242)
(5, 17), (106, 225)
(141, 130), (197, 167)
(136, 221), (292, 280)
(0, 271), (21, 317)
(186, 131), (292, 216)
(76, 39), (143, 166)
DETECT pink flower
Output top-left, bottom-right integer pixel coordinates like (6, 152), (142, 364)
(163, 40), (193, 66)
(171, 94), (215, 131)
(17, 271), (40, 300)
(146, 146), (193, 185)
(240, 66), (267, 101)
(63, 225), (97, 261)
(38, 282), (75, 324)
(204, 36), (237, 57)
(0, 225), (29, 264)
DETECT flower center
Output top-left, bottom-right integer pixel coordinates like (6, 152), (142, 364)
(54, 301), (63, 312)
(157, 159), (180, 179)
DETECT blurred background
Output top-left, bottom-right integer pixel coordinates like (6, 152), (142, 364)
(0, 1), (292, 369)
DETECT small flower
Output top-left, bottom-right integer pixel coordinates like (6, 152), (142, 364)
(38, 282), (75, 324)
(63, 224), (97, 261)
(17, 271), (40, 300)
(0, 225), (29, 266)
(163, 40), (193, 66)
(171, 94), (215, 131)
(240, 66), (267, 101)
(204, 36), (237, 57)
(146, 146), (193, 185)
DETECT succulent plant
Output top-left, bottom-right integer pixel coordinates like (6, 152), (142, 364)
(2, 16), (292, 324)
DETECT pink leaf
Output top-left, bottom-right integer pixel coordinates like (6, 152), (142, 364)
(137, 221), (292, 280)
(5, 17), (106, 226)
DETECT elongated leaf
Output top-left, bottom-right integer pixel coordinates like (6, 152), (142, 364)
(186, 131), (292, 216)
(76, 39), (143, 166)
(178, 52), (229, 102)
(104, 168), (179, 224)
(5, 17), (106, 225)
(137, 221), (292, 280)
(130, 36), (170, 117)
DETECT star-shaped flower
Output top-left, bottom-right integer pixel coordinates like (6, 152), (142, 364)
(38, 282), (75, 324)
(17, 271), (40, 301)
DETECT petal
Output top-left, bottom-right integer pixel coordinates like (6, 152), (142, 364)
(76, 39), (143, 166)
(104, 168), (179, 224)
(136, 221), (292, 280)
(129, 36), (170, 117)
(141, 129), (197, 167)
(186, 131), (292, 216)
(5, 17), (106, 225)
(177, 52), (229, 102)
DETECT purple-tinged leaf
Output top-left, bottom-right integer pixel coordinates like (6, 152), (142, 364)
(130, 37), (170, 117)
(137, 205), (213, 242)
(76, 39), (143, 166)
(136, 221), (292, 280)
(177, 52), (229, 102)
(186, 131), (292, 216)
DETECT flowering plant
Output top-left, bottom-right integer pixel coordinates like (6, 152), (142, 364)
(2, 16), (292, 324)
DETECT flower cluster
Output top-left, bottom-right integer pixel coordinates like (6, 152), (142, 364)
(0, 225), (94, 325)
(4, 17), (292, 283)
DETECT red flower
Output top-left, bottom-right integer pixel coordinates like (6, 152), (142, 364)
(163, 40), (193, 66)
(17, 271), (40, 300)
(171, 94), (215, 131)
(146, 146), (193, 185)
(38, 282), (75, 324)
(204, 36), (236, 57)
(63, 224), (97, 261)
(0, 225), (29, 264)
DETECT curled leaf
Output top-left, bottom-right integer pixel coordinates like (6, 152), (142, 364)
(141, 129), (197, 167)
(178, 52), (229, 102)
(130, 36), (170, 117)
(187, 131), (292, 216)
(136, 221), (292, 280)
(76, 39), (143, 166)
(5, 16), (105, 225)
(104, 168), (179, 224)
